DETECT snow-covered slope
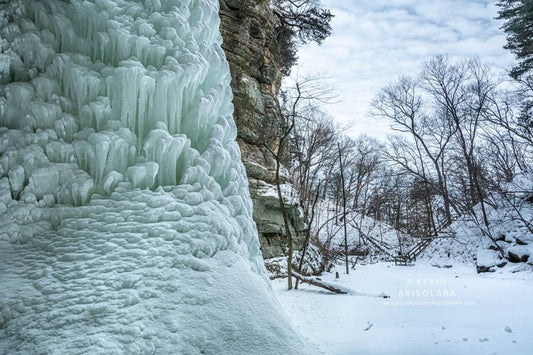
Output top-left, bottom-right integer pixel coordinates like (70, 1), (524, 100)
(313, 200), (412, 263)
(421, 190), (533, 269)
(0, 1), (311, 353)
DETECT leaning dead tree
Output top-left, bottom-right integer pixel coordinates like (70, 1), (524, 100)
(292, 271), (347, 294)
(292, 271), (390, 298)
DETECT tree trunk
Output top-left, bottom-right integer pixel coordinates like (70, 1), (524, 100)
(292, 271), (347, 294)
(275, 155), (294, 290)
(338, 144), (349, 274)
(295, 181), (321, 289)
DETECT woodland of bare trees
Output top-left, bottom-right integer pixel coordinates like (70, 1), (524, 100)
(276, 54), (532, 273)
(269, 0), (533, 284)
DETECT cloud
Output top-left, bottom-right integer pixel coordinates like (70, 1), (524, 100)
(293, 0), (515, 140)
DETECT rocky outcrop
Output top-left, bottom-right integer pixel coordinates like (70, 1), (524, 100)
(476, 240), (532, 272)
(249, 178), (307, 258)
(219, 0), (306, 258)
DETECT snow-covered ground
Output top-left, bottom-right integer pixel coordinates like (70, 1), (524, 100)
(274, 262), (533, 355)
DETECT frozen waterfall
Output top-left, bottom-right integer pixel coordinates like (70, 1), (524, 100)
(0, 0), (312, 353)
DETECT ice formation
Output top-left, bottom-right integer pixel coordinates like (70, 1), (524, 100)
(0, 1), (311, 353)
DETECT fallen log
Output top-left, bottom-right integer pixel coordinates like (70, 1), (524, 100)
(291, 271), (390, 298)
(292, 271), (347, 294)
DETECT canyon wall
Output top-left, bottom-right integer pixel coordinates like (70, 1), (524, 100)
(219, 0), (306, 258)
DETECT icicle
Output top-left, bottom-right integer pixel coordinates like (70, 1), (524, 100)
(0, 0), (281, 349)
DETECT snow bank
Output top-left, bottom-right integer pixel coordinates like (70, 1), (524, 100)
(0, 1), (312, 353)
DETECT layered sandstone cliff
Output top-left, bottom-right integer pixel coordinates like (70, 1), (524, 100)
(219, 0), (306, 258)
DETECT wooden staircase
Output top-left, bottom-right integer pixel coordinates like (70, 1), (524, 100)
(393, 216), (459, 266)
(394, 238), (432, 266)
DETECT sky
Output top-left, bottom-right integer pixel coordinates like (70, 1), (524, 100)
(292, 0), (516, 140)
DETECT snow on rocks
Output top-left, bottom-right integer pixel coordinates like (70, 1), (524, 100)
(0, 1), (313, 353)
(421, 190), (533, 272)
(507, 245), (532, 264)
(474, 237), (533, 273)
(265, 243), (324, 279)
(476, 250), (506, 273)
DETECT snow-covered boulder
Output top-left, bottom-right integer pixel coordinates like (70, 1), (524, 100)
(476, 250), (506, 273)
(508, 245), (531, 263)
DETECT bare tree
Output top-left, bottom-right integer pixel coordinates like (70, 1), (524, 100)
(291, 109), (338, 215)
(295, 180), (321, 289)
(372, 75), (455, 227)
(268, 75), (336, 289)
(337, 142), (349, 274)
(422, 56), (503, 251)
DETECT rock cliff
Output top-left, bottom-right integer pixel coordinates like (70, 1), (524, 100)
(219, 0), (306, 258)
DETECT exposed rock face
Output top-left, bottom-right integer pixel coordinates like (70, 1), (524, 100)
(219, 0), (306, 258)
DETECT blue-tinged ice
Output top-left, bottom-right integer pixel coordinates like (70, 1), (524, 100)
(0, 1), (312, 353)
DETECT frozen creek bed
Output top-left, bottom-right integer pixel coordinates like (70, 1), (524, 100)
(273, 262), (533, 355)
